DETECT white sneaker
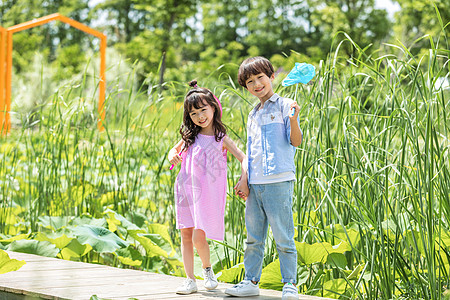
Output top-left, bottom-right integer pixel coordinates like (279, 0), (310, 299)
(224, 280), (259, 297)
(282, 283), (298, 300)
(202, 267), (219, 290)
(176, 278), (198, 294)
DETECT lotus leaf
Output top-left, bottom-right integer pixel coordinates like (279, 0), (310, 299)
(260, 259), (283, 290)
(115, 246), (143, 267)
(0, 249), (26, 274)
(35, 232), (72, 249)
(296, 241), (350, 265)
(73, 225), (128, 253)
(6, 240), (59, 257)
(217, 262), (245, 283)
(59, 239), (93, 260)
(320, 278), (348, 298)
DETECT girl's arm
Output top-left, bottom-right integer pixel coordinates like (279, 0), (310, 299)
(223, 136), (249, 199)
(168, 139), (184, 166)
(223, 135), (245, 163)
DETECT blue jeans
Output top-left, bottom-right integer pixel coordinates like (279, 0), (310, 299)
(244, 181), (297, 284)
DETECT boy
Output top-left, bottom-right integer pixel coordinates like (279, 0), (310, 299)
(227, 56), (302, 300)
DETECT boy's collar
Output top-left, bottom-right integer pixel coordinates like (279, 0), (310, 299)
(266, 93), (279, 102)
(252, 93), (280, 113)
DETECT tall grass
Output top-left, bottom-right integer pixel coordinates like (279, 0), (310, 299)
(278, 31), (449, 298)
(1, 28), (449, 299)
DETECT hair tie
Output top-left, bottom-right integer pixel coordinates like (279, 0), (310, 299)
(212, 93), (222, 117)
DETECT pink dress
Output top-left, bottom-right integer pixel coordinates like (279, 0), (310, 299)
(175, 134), (227, 241)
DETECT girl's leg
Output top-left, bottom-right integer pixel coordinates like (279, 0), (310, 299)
(193, 229), (219, 290)
(180, 228), (195, 279)
(192, 229), (211, 268)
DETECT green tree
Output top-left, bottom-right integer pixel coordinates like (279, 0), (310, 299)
(393, 0), (449, 53)
(91, 0), (146, 43)
(129, 0), (196, 86)
(244, 0), (308, 58)
(0, 0), (91, 77)
(201, 0), (246, 49)
(307, 0), (391, 56)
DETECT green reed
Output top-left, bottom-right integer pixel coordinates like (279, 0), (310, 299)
(0, 27), (449, 299)
(275, 30), (449, 298)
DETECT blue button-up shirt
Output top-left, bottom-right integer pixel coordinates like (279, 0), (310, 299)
(247, 93), (299, 183)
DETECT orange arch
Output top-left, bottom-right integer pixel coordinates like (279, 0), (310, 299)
(0, 13), (106, 134)
(0, 26), (7, 134)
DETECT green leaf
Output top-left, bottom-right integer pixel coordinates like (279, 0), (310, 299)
(0, 233), (30, 245)
(129, 230), (172, 258)
(59, 239), (93, 260)
(73, 225), (128, 253)
(296, 241), (350, 265)
(129, 211), (148, 228)
(71, 216), (107, 228)
(327, 253), (347, 269)
(0, 207), (26, 226)
(6, 240), (59, 257)
(297, 266), (310, 286)
(347, 263), (365, 280)
(147, 224), (174, 255)
(89, 295), (115, 300)
(0, 249), (26, 274)
(115, 246), (143, 267)
(217, 262), (245, 283)
(330, 224), (360, 248)
(404, 230), (425, 255)
(320, 278), (348, 298)
(35, 232), (73, 249)
(104, 209), (140, 231)
(128, 224), (174, 258)
(166, 256), (184, 276)
(437, 231), (450, 248)
(38, 216), (72, 230)
(260, 259), (283, 291)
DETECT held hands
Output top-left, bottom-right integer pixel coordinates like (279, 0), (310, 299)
(234, 177), (249, 201)
(168, 148), (182, 166)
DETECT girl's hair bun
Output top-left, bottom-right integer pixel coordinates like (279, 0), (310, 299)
(188, 80), (197, 88)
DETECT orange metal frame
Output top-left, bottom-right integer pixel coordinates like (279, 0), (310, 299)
(0, 13), (106, 135)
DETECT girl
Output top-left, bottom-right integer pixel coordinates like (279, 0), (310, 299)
(168, 80), (248, 294)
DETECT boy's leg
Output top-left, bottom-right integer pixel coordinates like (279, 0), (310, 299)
(244, 184), (269, 282)
(262, 181), (297, 284)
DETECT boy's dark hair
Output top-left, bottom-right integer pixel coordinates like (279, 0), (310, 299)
(180, 80), (226, 151)
(238, 56), (274, 87)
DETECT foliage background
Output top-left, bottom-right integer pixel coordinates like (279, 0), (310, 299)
(1, 0), (450, 299)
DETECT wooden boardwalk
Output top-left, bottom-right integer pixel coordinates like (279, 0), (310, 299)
(1, 251), (331, 300)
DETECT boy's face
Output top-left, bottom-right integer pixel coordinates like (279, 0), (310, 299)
(245, 72), (275, 102)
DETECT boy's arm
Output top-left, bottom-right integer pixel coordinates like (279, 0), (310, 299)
(235, 156), (249, 200)
(289, 102), (302, 147)
(168, 139), (184, 166)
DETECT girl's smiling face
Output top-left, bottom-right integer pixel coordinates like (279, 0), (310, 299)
(189, 101), (215, 133)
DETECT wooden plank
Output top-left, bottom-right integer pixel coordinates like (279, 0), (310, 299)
(1, 251), (332, 300)
(2, 269), (152, 283)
